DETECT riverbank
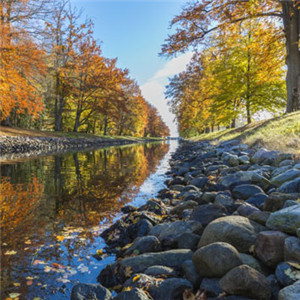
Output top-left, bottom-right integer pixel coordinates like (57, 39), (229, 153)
(74, 139), (300, 300)
(0, 126), (164, 160)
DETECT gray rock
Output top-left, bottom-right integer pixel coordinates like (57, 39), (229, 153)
(237, 202), (260, 217)
(238, 155), (250, 164)
(252, 148), (280, 165)
(284, 237), (300, 262)
(266, 205), (300, 234)
(232, 184), (265, 200)
(267, 274), (280, 300)
(71, 283), (112, 300)
(283, 200), (300, 208)
(214, 193), (234, 206)
(220, 265), (271, 300)
(248, 211), (270, 226)
(263, 192), (300, 212)
(152, 278), (193, 300)
(190, 177), (208, 189)
(119, 249), (193, 274)
(275, 262), (300, 286)
(177, 232), (200, 250)
(278, 177), (300, 193)
(170, 200), (198, 215)
(271, 169), (300, 187)
(182, 260), (201, 287)
(239, 253), (264, 274)
(125, 236), (161, 256)
(200, 278), (223, 297)
(219, 171), (270, 189)
(193, 242), (242, 277)
(198, 216), (266, 253)
(246, 193), (267, 209)
(272, 166), (292, 178)
(279, 159), (294, 167)
(278, 280), (300, 300)
(189, 204), (227, 227)
(254, 231), (288, 268)
(144, 265), (177, 277)
(114, 288), (151, 300)
(149, 221), (203, 242)
(295, 163), (300, 169)
(202, 192), (217, 203)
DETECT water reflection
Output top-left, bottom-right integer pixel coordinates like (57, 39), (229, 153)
(0, 142), (173, 300)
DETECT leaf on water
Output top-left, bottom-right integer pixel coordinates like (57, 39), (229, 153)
(56, 236), (65, 242)
(24, 240), (31, 245)
(2, 243), (8, 246)
(52, 262), (65, 269)
(33, 260), (46, 265)
(9, 293), (21, 299)
(57, 277), (70, 283)
(44, 266), (51, 273)
(77, 264), (89, 273)
(4, 250), (17, 255)
(33, 298), (42, 300)
(26, 280), (33, 286)
(96, 249), (104, 256)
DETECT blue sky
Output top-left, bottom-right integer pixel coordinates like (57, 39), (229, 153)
(70, 0), (192, 136)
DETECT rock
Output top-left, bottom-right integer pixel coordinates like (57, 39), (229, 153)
(267, 274), (280, 300)
(153, 278), (193, 300)
(271, 169), (300, 187)
(114, 288), (151, 300)
(182, 260), (201, 287)
(123, 273), (160, 293)
(200, 278), (223, 297)
(177, 233), (200, 250)
(193, 242), (242, 277)
(278, 177), (300, 193)
(101, 220), (131, 247)
(144, 265), (178, 277)
(199, 216), (266, 253)
(266, 205), (300, 234)
(71, 283), (112, 300)
(284, 237), (300, 262)
(170, 200), (198, 215)
(252, 148), (280, 165)
(202, 192), (217, 203)
(190, 177), (208, 189)
(232, 184), (265, 200)
(214, 193), (234, 206)
(124, 236), (161, 256)
(278, 280), (300, 300)
(189, 204), (227, 227)
(255, 231), (288, 268)
(220, 265), (271, 300)
(121, 205), (136, 214)
(238, 155), (250, 164)
(275, 262), (300, 286)
(283, 200), (300, 208)
(119, 249), (193, 274)
(177, 167), (189, 176)
(135, 219), (153, 237)
(263, 192), (300, 212)
(239, 253), (264, 274)
(248, 211), (270, 226)
(149, 221), (203, 243)
(237, 202), (260, 217)
(138, 199), (167, 215)
(246, 193), (267, 209)
(219, 171), (270, 190)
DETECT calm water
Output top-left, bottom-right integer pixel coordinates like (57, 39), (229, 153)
(0, 141), (178, 300)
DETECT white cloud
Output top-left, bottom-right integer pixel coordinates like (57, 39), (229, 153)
(141, 52), (192, 136)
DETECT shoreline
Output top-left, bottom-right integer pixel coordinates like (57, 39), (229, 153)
(0, 135), (164, 161)
(72, 139), (300, 300)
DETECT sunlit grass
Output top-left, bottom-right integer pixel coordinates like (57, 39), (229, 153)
(190, 112), (300, 154)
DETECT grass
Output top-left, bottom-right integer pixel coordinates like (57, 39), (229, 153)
(0, 126), (165, 141)
(190, 112), (300, 154)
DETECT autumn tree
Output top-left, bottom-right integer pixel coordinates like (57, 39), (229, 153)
(161, 0), (300, 113)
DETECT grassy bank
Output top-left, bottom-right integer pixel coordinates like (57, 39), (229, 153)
(0, 126), (165, 141)
(190, 112), (300, 154)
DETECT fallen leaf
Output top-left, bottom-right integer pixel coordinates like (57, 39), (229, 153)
(122, 286), (133, 292)
(26, 280), (33, 286)
(25, 276), (34, 280)
(33, 260), (46, 265)
(9, 293), (21, 299)
(56, 236), (65, 242)
(132, 274), (140, 282)
(24, 240), (31, 245)
(57, 277), (70, 283)
(124, 266), (133, 278)
(33, 298), (41, 300)
(13, 283), (21, 287)
(4, 250), (17, 256)
(96, 249), (104, 256)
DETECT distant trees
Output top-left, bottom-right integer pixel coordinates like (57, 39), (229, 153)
(0, 0), (169, 137)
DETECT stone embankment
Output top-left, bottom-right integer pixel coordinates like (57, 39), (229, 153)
(71, 140), (300, 300)
(0, 136), (140, 159)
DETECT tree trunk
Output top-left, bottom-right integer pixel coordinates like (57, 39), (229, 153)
(282, 3), (300, 112)
(104, 116), (108, 136)
(73, 109), (81, 132)
(231, 119), (236, 128)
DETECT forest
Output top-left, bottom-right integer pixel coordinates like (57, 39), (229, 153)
(0, 0), (170, 137)
(162, 0), (300, 137)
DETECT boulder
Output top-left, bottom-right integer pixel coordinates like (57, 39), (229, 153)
(255, 231), (288, 268)
(198, 216), (266, 253)
(170, 200), (198, 216)
(278, 177), (300, 193)
(239, 253), (264, 274)
(267, 274), (280, 300)
(237, 203), (260, 217)
(190, 177), (208, 189)
(124, 236), (161, 256)
(246, 193), (267, 209)
(284, 236), (300, 262)
(263, 192), (300, 212)
(200, 278), (223, 297)
(266, 205), (300, 234)
(192, 242), (242, 277)
(275, 262), (300, 287)
(248, 211), (270, 226)
(214, 193), (234, 206)
(189, 204), (227, 227)
(151, 278), (193, 300)
(71, 283), (112, 300)
(252, 148), (280, 165)
(271, 169), (300, 187)
(114, 288), (151, 300)
(177, 232), (200, 250)
(149, 221), (203, 243)
(278, 280), (300, 300)
(144, 265), (178, 277)
(182, 260), (201, 287)
(232, 184), (265, 200)
(220, 265), (271, 300)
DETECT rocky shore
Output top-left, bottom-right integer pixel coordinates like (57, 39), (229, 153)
(71, 139), (300, 300)
(0, 135), (144, 160)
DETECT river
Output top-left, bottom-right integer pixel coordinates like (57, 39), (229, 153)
(0, 141), (178, 300)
